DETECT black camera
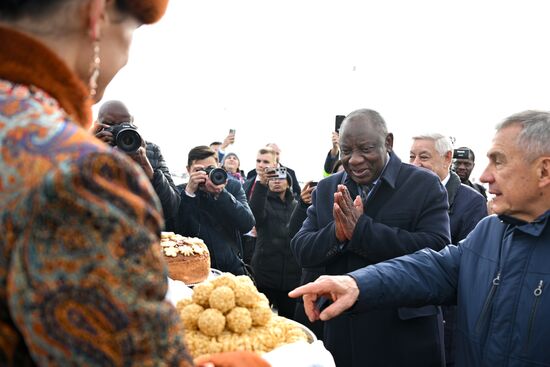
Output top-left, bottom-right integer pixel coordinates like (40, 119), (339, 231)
(201, 167), (228, 185)
(453, 148), (471, 160)
(104, 123), (142, 153)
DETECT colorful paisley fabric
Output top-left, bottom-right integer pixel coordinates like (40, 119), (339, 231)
(0, 79), (193, 366)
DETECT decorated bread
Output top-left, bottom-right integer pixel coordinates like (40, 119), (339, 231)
(161, 232), (211, 285)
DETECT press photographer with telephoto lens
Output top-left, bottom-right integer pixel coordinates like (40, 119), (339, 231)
(93, 100), (180, 230)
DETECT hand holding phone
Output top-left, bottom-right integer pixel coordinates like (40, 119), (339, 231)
(335, 115), (346, 132)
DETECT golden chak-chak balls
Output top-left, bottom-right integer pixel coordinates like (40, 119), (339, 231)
(179, 303), (204, 330)
(175, 298), (193, 312)
(235, 275), (255, 286)
(198, 308), (226, 337)
(192, 281), (214, 307)
(234, 283), (260, 308)
(226, 307), (252, 333)
(208, 285), (236, 313)
(250, 304), (272, 326)
(211, 273), (238, 290)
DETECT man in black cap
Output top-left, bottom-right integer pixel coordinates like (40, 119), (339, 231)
(451, 146), (487, 199)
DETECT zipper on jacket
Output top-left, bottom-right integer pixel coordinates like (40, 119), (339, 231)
(475, 271), (501, 333)
(525, 280), (544, 350)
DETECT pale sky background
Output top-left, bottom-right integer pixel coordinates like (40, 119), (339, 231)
(95, 0), (550, 186)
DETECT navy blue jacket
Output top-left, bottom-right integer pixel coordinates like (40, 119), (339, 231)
(446, 171), (488, 244)
(443, 171), (487, 365)
(291, 152), (450, 367)
(174, 179), (255, 275)
(351, 211), (550, 367)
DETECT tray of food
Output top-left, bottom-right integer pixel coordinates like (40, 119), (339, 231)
(176, 272), (313, 359)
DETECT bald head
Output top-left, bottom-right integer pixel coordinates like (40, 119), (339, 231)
(97, 100), (133, 126)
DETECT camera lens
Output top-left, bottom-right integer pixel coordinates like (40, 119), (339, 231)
(209, 168), (228, 185)
(116, 128), (142, 153)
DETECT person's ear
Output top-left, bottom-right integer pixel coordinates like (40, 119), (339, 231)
(537, 156), (550, 189)
(87, 0), (107, 40)
(443, 150), (453, 166)
(385, 133), (394, 152)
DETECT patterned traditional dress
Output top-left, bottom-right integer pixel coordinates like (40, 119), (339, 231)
(0, 26), (193, 366)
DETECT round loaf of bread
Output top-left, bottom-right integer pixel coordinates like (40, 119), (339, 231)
(161, 232), (211, 285)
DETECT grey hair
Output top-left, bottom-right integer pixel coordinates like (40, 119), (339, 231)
(340, 109), (388, 144)
(412, 133), (453, 156)
(497, 110), (550, 162)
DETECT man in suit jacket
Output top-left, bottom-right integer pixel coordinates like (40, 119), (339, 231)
(291, 108), (451, 367)
(410, 133), (487, 366)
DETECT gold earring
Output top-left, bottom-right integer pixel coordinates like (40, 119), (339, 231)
(88, 40), (101, 98)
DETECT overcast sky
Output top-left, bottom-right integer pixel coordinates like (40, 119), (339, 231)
(96, 0), (550, 185)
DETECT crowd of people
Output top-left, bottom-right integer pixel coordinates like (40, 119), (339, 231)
(1, 1), (549, 367)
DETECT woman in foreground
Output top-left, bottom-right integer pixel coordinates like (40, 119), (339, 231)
(0, 1), (268, 366)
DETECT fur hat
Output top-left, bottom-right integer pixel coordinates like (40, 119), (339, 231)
(119, 0), (169, 24)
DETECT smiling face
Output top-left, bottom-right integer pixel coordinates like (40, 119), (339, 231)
(409, 138), (451, 181)
(480, 124), (544, 221)
(339, 118), (392, 185)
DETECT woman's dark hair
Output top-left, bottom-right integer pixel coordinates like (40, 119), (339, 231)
(0, 0), (129, 21)
(187, 145), (217, 167)
(0, 0), (66, 20)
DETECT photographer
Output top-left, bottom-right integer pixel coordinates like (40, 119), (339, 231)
(249, 169), (300, 319)
(93, 101), (179, 229)
(175, 146), (255, 275)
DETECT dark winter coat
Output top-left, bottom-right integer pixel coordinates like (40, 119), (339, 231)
(174, 179), (255, 275)
(249, 183), (300, 290)
(443, 171), (488, 365)
(291, 152), (451, 367)
(145, 141), (179, 229)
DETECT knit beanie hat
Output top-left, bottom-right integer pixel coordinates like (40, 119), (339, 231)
(222, 152), (240, 168)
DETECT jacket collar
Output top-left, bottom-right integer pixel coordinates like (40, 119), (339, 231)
(341, 151), (401, 198)
(499, 210), (550, 237)
(445, 171), (462, 212)
(0, 26), (92, 127)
